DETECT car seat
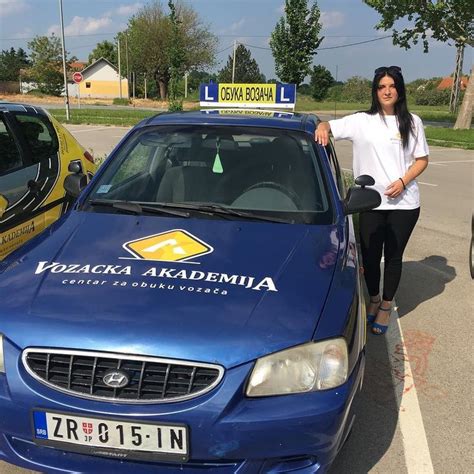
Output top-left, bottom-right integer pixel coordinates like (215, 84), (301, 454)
(156, 135), (236, 204)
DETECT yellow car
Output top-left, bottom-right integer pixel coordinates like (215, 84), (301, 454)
(0, 102), (96, 259)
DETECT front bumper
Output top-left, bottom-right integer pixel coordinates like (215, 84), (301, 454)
(0, 340), (365, 474)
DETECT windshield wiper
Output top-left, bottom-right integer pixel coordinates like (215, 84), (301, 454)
(88, 199), (190, 218)
(154, 201), (293, 223)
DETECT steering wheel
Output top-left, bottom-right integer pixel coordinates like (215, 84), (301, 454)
(240, 181), (302, 209)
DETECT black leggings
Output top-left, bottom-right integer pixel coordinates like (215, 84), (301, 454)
(359, 208), (420, 301)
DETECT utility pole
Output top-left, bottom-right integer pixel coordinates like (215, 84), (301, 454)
(58, 0), (70, 120)
(184, 72), (188, 98)
(144, 73), (147, 100)
(450, 44), (465, 113)
(118, 36), (122, 99)
(125, 33), (130, 100)
(132, 72), (136, 100)
(232, 40), (237, 83)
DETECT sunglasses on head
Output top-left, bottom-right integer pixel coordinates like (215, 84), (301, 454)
(374, 66), (402, 75)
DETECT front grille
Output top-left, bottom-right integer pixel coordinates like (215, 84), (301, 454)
(22, 349), (224, 404)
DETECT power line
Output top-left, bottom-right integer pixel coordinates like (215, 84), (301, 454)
(319, 34), (392, 50)
(0, 32), (118, 42)
(216, 44), (234, 54)
(239, 35), (392, 52)
(0, 32), (391, 43)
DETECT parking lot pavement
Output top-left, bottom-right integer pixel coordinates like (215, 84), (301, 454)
(65, 124), (130, 160)
(1, 126), (472, 474)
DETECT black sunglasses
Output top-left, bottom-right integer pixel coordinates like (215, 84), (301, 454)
(374, 66), (402, 75)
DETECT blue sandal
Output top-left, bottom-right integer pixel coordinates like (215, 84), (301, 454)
(366, 296), (381, 325)
(372, 305), (392, 335)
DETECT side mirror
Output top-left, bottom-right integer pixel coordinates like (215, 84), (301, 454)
(64, 160), (87, 198)
(0, 194), (9, 218)
(64, 173), (87, 198)
(354, 174), (375, 187)
(343, 174), (381, 215)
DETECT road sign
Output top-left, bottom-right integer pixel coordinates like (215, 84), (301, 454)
(199, 83), (296, 109)
(73, 72), (83, 84)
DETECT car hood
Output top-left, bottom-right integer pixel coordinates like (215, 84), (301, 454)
(0, 212), (341, 368)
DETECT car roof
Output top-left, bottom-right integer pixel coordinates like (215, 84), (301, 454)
(140, 109), (320, 136)
(0, 101), (48, 115)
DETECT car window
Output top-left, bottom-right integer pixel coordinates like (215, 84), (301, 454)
(87, 126), (334, 224)
(109, 142), (154, 187)
(14, 113), (59, 164)
(325, 141), (345, 197)
(0, 116), (23, 175)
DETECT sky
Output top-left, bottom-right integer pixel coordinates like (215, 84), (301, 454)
(0, 0), (472, 83)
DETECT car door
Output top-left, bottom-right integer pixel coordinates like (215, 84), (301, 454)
(0, 111), (59, 259)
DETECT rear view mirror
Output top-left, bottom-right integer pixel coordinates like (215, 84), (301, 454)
(0, 194), (9, 218)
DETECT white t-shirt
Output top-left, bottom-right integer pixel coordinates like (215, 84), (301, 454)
(329, 112), (429, 210)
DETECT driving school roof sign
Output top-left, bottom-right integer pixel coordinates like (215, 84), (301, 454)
(200, 83), (296, 109)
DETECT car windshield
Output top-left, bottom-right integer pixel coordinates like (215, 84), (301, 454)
(86, 125), (334, 224)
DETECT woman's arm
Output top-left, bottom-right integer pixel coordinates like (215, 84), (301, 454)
(315, 121), (331, 146)
(385, 156), (429, 198)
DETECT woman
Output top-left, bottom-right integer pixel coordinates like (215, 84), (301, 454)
(315, 66), (429, 334)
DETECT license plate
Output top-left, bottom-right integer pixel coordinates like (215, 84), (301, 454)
(32, 410), (189, 462)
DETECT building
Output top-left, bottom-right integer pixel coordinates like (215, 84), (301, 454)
(77, 57), (129, 99)
(437, 76), (469, 91)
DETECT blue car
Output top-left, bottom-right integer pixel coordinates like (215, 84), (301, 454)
(0, 109), (380, 473)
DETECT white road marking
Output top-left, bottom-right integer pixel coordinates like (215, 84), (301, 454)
(430, 160), (473, 164)
(342, 169), (437, 188)
(418, 182), (438, 187)
(71, 127), (115, 133)
(427, 162), (447, 167)
(386, 311), (434, 474)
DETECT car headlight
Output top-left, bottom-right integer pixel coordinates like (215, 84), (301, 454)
(246, 338), (348, 397)
(0, 334), (4, 373)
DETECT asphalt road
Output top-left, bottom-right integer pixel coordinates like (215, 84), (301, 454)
(1, 124), (473, 474)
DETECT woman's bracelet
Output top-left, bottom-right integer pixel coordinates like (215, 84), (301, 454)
(399, 177), (406, 190)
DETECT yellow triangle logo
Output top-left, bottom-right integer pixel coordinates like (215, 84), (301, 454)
(123, 229), (213, 262)
(0, 194), (8, 217)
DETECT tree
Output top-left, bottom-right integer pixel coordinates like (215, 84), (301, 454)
(0, 47), (30, 82)
(217, 44), (266, 83)
(88, 40), (117, 66)
(187, 70), (216, 92)
(27, 35), (76, 96)
(270, 0), (323, 86)
(364, 0), (474, 129)
(124, 0), (216, 100)
(309, 65), (334, 101)
(167, 0), (186, 111)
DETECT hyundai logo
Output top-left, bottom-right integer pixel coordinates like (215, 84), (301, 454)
(103, 370), (130, 388)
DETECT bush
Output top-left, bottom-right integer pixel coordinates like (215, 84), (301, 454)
(414, 89), (452, 106)
(340, 76), (372, 103)
(112, 98), (130, 106)
(326, 84), (343, 101)
(297, 83), (311, 96)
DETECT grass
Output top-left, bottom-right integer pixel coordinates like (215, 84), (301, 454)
(294, 96), (458, 123)
(50, 108), (158, 126)
(49, 100), (471, 149)
(424, 127), (474, 149)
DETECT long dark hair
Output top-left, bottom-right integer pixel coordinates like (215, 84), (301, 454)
(367, 68), (414, 149)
